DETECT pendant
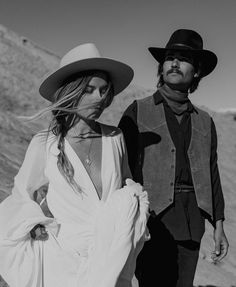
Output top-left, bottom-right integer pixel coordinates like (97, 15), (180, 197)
(85, 157), (92, 166)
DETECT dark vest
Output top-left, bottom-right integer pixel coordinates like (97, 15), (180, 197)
(135, 95), (213, 218)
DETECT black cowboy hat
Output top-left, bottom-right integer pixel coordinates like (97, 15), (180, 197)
(148, 29), (217, 77)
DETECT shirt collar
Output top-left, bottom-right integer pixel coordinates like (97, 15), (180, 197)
(153, 90), (198, 114)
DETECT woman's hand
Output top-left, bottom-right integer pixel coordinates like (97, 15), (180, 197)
(30, 224), (48, 241)
(125, 178), (144, 195)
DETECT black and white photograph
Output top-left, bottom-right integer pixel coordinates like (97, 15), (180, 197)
(0, 1), (235, 286)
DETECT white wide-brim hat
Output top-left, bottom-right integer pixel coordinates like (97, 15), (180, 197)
(39, 43), (134, 102)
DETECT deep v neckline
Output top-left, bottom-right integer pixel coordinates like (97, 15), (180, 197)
(64, 128), (104, 201)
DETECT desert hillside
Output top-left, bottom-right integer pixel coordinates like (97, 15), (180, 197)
(0, 24), (236, 287)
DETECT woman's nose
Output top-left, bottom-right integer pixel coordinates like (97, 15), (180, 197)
(94, 88), (101, 98)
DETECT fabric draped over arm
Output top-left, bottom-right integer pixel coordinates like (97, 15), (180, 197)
(0, 134), (54, 287)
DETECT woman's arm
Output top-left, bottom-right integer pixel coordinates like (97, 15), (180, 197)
(12, 133), (48, 199)
(0, 133), (52, 241)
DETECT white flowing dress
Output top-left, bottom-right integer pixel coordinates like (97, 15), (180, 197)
(0, 124), (149, 287)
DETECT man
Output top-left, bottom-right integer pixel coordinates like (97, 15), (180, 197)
(119, 29), (229, 287)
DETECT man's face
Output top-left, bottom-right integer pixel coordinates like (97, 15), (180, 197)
(162, 50), (198, 92)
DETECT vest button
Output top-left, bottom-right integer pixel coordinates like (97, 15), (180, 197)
(170, 182), (174, 186)
(169, 198), (173, 202)
(171, 148), (175, 152)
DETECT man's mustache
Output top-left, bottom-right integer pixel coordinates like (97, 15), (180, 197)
(167, 69), (183, 76)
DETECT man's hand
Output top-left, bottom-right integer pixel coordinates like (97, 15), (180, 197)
(212, 220), (229, 263)
(30, 224), (48, 241)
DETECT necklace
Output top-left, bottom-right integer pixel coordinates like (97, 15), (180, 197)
(85, 138), (93, 166)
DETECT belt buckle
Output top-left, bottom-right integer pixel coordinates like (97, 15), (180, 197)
(175, 185), (183, 193)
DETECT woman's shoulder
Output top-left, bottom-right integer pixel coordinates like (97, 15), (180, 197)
(30, 130), (57, 150)
(30, 130), (47, 145)
(31, 130), (52, 142)
(30, 130), (60, 157)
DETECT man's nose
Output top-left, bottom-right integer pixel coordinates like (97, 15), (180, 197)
(171, 58), (180, 68)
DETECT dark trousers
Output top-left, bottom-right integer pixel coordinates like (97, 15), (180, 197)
(135, 218), (200, 287)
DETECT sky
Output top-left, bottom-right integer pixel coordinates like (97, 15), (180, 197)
(0, 0), (235, 111)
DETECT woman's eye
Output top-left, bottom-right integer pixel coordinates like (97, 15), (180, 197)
(100, 87), (108, 95)
(85, 86), (94, 93)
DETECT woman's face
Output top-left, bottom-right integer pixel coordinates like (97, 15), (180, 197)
(78, 72), (112, 120)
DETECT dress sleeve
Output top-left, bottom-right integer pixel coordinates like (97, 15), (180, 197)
(0, 134), (55, 287)
(0, 133), (53, 241)
(12, 133), (48, 199)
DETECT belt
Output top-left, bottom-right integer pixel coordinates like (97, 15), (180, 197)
(174, 185), (195, 193)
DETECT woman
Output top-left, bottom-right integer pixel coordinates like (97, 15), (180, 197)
(0, 43), (149, 287)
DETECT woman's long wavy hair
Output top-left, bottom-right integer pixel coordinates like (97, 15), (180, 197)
(33, 72), (114, 192)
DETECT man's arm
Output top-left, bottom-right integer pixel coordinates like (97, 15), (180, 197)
(210, 119), (229, 262)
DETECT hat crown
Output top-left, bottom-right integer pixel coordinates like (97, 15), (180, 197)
(166, 29), (203, 50)
(60, 43), (102, 68)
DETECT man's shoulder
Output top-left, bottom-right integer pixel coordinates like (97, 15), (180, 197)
(191, 105), (213, 132)
(136, 94), (155, 104)
(135, 94), (158, 112)
(192, 105), (212, 119)
(124, 93), (156, 114)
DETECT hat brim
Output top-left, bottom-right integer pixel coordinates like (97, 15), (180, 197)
(39, 58), (134, 101)
(148, 47), (217, 77)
